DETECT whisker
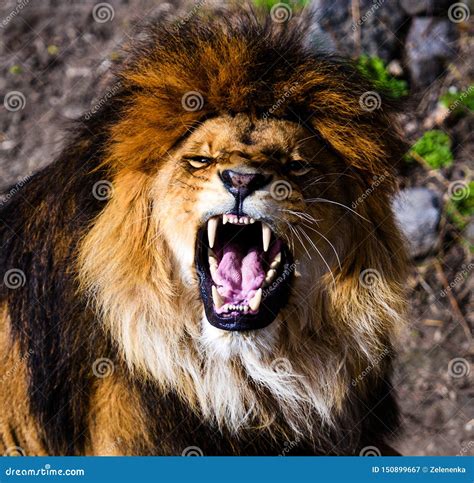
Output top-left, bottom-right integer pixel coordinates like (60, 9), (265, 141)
(304, 198), (370, 222)
(296, 226), (336, 285)
(301, 222), (341, 270)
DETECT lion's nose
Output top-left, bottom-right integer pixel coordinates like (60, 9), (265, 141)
(220, 170), (272, 201)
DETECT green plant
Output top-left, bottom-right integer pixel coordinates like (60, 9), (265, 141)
(406, 130), (454, 169)
(357, 55), (408, 98)
(9, 65), (22, 75)
(439, 85), (474, 112)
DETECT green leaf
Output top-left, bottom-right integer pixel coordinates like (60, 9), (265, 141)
(357, 54), (408, 98)
(406, 130), (454, 169)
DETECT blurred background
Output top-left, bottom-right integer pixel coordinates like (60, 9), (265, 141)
(0, 0), (472, 456)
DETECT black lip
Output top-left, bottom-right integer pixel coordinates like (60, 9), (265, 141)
(195, 217), (294, 332)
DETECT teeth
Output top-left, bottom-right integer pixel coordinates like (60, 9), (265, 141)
(265, 269), (276, 284)
(262, 224), (271, 252)
(270, 252), (281, 268)
(207, 217), (218, 248)
(222, 215), (255, 225)
(249, 288), (262, 311)
(212, 286), (224, 309)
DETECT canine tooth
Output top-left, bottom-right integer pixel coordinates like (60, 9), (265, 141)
(212, 286), (224, 309)
(270, 252), (281, 268)
(262, 223), (271, 252)
(208, 217), (218, 248)
(223, 214), (228, 225)
(249, 288), (262, 311)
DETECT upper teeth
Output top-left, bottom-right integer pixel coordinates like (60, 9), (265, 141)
(207, 215), (272, 252)
(222, 214), (255, 225)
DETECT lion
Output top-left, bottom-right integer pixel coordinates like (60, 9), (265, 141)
(0, 10), (407, 456)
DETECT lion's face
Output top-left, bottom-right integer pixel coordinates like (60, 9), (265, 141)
(153, 113), (348, 336)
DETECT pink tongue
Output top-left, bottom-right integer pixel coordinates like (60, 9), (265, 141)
(214, 244), (265, 305)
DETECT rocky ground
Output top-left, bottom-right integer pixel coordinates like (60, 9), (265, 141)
(0, 0), (472, 456)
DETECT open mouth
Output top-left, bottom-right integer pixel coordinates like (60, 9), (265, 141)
(195, 214), (294, 331)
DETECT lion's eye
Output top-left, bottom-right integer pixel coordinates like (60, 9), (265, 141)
(287, 160), (311, 175)
(186, 156), (213, 169)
